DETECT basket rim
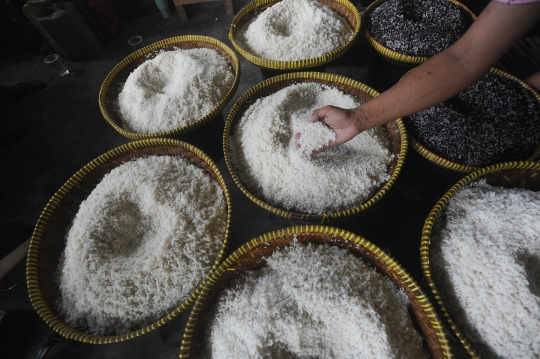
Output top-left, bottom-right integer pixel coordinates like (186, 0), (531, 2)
(223, 71), (408, 223)
(98, 35), (240, 140)
(179, 225), (453, 359)
(228, 0), (362, 70)
(364, 0), (476, 65)
(26, 138), (233, 344)
(403, 67), (540, 172)
(419, 161), (540, 358)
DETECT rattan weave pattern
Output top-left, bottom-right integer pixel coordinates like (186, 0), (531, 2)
(98, 36), (240, 140)
(179, 226), (452, 359)
(228, 0), (361, 70)
(404, 67), (540, 173)
(223, 72), (408, 223)
(364, 0), (476, 65)
(26, 139), (232, 344)
(420, 161), (540, 358)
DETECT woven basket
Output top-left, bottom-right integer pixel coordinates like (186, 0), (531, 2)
(364, 0), (476, 65)
(179, 226), (452, 358)
(99, 36), (240, 140)
(420, 161), (540, 358)
(228, 0), (361, 71)
(223, 72), (408, 223)
(403, 68), (540, 173)
(26, 139), (232, 344)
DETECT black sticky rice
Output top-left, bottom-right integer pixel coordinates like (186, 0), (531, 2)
(404, 72), (540, 167)
(367, 0), (474, 57)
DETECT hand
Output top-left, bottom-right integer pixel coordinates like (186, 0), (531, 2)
(295, 105), (363, 154)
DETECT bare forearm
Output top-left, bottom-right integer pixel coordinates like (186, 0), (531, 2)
(351, 0), (540, 132)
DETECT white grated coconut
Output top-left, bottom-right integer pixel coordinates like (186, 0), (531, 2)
(431, 182), (540, 358)
(296, 120), (336, 157)
(235, 0), (354, 61)
(201, 241), (428, 359)
(56, 155), (227, 335)
(229, 82), (393, 215)
(117, 48), (234, 134)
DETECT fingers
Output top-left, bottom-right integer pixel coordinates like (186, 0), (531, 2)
(307, 112), (320, 123)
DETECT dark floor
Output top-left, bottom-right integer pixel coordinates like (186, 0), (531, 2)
(0, 1), (537, 358)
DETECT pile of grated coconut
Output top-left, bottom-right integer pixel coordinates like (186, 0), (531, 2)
(201, 241), (428, 359)
(117, 48), (234, 134)
(296, 120), (337, 156)
(235, 0), (354, 61)
(229, 82), (393, 215)
(431, 182), (540, 358)
(56, 155), (227, 335)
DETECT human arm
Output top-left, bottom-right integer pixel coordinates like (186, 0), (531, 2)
(299, 0), (540, 150)
(525, 71), (540, 92)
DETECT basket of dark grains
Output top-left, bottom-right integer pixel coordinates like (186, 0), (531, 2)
(365, 0), (475, 64)
(403, 69), (540, 171)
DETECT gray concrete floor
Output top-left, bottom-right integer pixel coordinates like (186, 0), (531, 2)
(0, 1), (519, 358)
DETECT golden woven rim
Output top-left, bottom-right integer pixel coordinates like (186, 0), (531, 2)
(180, 226), (452, 359)
(404, 67), (540, 172)
(98, 35), (240, 140)
(26, 138), (233, 344)
(223, 72), (408, 223)
(364, 0), (476, 65)
(420, 161), (540, 358)
(228, 0), (361, 70)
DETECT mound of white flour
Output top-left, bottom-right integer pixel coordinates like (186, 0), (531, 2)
(117, 48), (234, 134)
(431, 182), (540, 358)
(235, 0), (354, 61)
(56, 155), (227, 335)
(202, 242), (427, 359)
(229, 82), (393, 214)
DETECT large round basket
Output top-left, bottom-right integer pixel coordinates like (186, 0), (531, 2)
(364, 0), (476, 65)
(26, 139), (232, 344)
(179, 226), (452, 358)
(228, 0), (361, 71)
(99, 36), (240, 140)
(403, 68), (540, 173)
(420, 161), (540, 358)
(223, 72), (408, 223)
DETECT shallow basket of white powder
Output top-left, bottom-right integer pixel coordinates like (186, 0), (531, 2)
(26, 138), (232, 344)
(402, 68), (540, 173)
(229, 0), (361, 71)
(224, 72), (407, 223)
(99, 35), (240, 140)
(364, 0), (476, 65)
(179, 226), (453, 358)
(420, 161), (540, 358)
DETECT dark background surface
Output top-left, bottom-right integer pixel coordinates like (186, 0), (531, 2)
(0, 0), (537, 357)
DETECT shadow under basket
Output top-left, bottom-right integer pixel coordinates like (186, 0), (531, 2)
(223, 71), (408, 224)
(228, 0), (361, 76)
(26, 139), (232, 344)
(179, 226), (452, 359)
(99, 35), (240, 140)
(420, 161), (540, 358)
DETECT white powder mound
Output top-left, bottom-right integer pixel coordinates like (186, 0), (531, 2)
(431, 182), (540, 358)
(56, 155), (227, 335)
(296, 120), (336, 157)
(202, 242), (427, 359)
(229, 82), (393, 215)
(235, 0), (354, 61)
(117, 48), (234, 134)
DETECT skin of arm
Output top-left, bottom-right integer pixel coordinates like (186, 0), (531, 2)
(525, 71), (540, 92)
(295, 0), (540, 151)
